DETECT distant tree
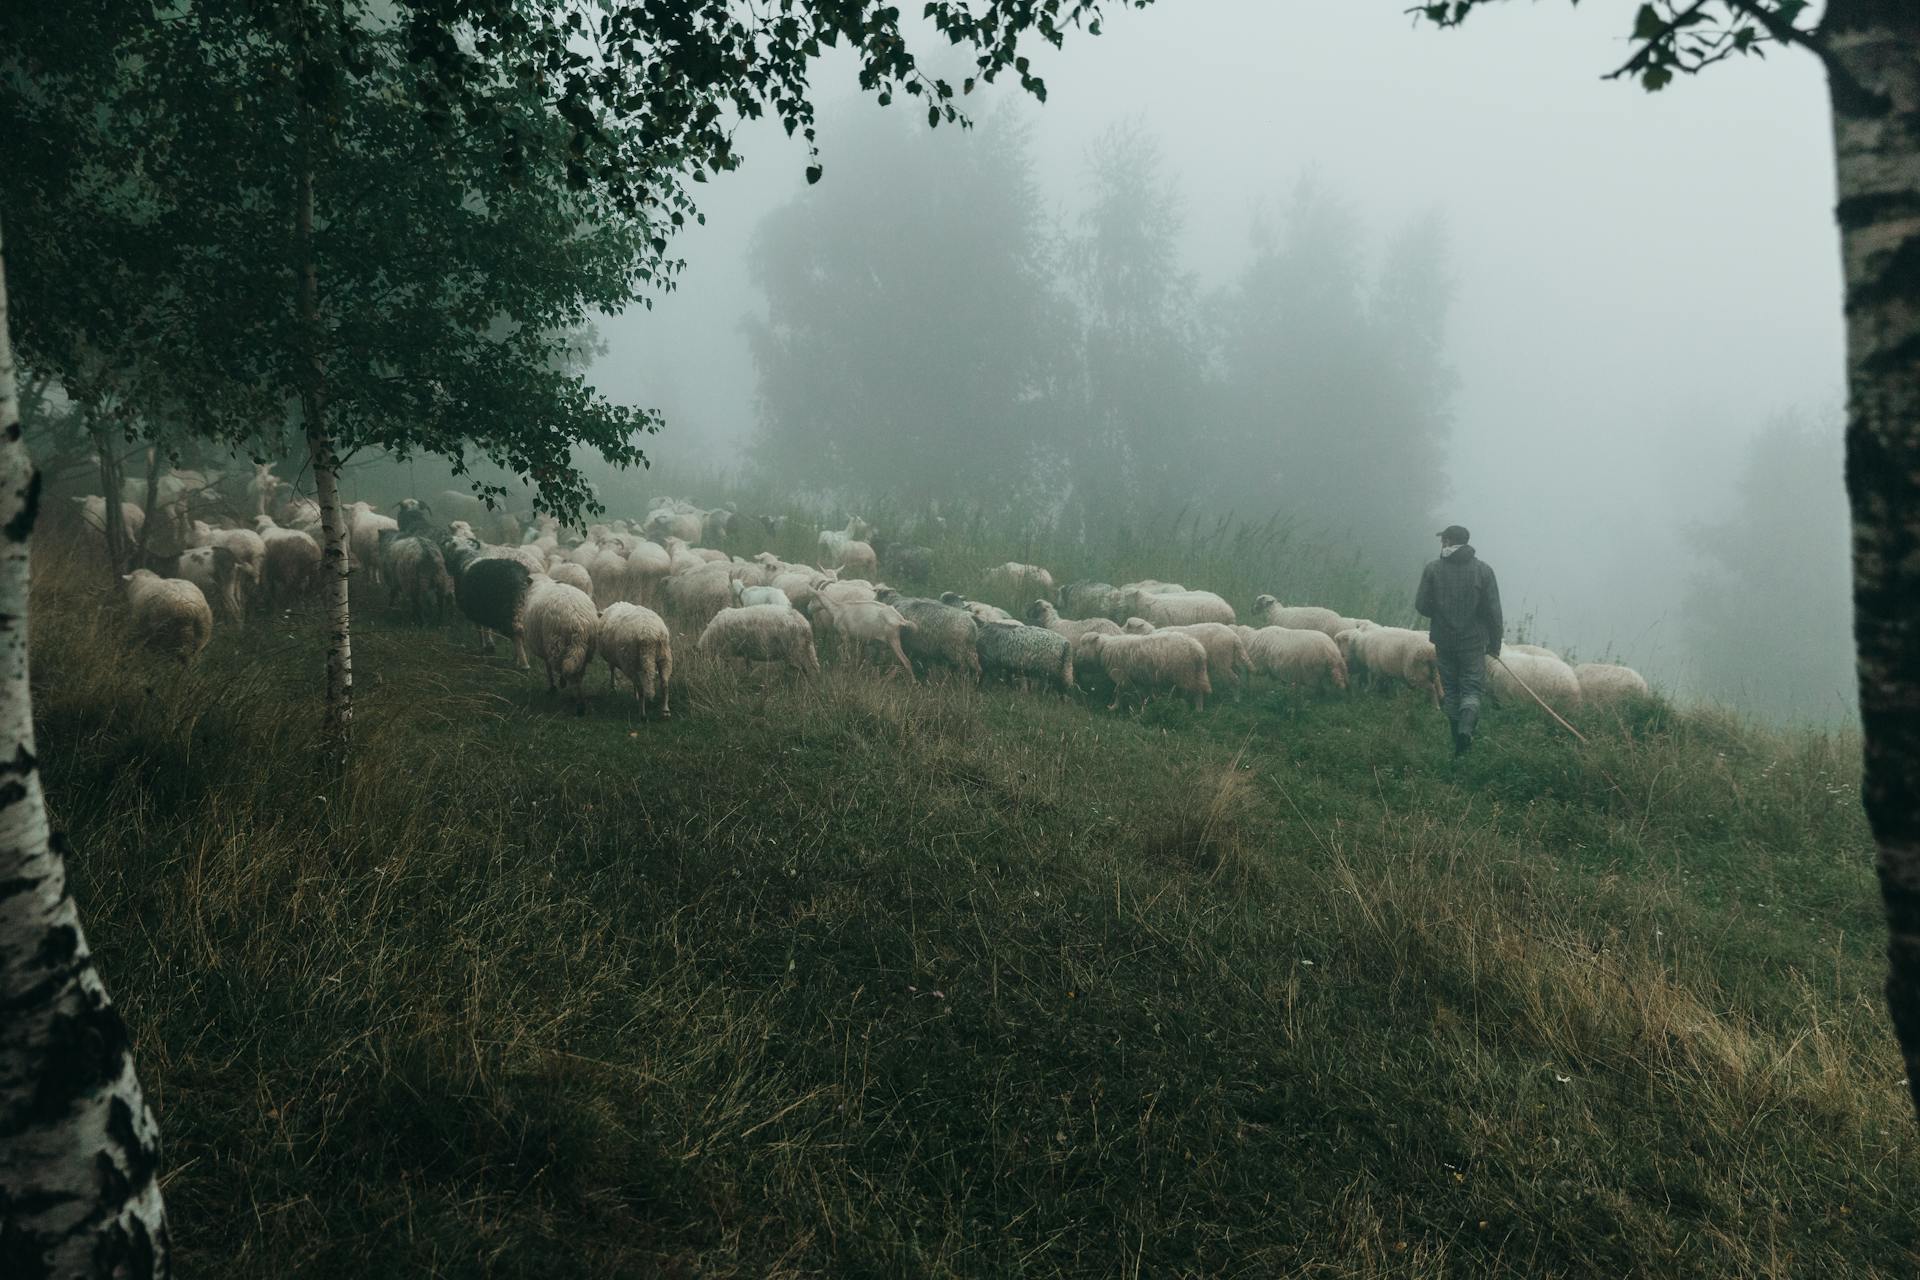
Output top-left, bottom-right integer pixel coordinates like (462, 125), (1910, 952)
(1686, 418), (1855, 721)
(746, 104), (1070, 506)
(1062, 122), (1208, 525)
(1418, 0), (1920, 1119)
(1211, 185), (1456, 565)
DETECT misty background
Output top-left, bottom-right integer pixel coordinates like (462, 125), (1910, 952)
(583, 1), (1850, 724)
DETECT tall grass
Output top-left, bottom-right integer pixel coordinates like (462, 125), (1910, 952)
(28, 526), (1916, 1278)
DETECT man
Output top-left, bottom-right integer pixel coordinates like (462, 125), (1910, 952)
(1414, 524), (1503, 756)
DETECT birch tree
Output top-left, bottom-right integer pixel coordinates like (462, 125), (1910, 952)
(0, 222), (170, 1279)
(1418, 0), (1920, 1118)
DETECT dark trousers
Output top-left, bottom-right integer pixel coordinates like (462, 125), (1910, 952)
(1437, 647), (1487, 739)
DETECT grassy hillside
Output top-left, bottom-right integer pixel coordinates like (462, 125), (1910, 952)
(30, 531), (1916, 1277)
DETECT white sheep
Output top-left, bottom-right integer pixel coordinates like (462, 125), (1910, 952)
(1506, 643), (1561, 660)
(346, 501), (398, 583)
(814, 598), (917, 680)
(984, 562), (1056, 596)
(617, 537), (672, 607)
(174, 546), (235, 619)
(75, 496), (147, 547)
(1488, 650), (1582, 709)
(699, 605), (821, 678)
(122, 569), (213, 661)
(1123, 619), (1250, 698)
(1348, 627), (1435, 697)
(940, 591), (1014, 624)
(1575, 662), (1651, 704)
(1026, 599), (1121, 643)
(1084, 630), (1212, 712)
(833, 539), (879, 578)
(549, 561), (593, 597)
(188, 521), (266, 616)
(1250, 595), (1354, 639)
(730, 582), (792, 609)
(1236, 625), (1349, 692)
(252, 516), (321, 608)
(1119, 588), (1235, 627)
(598, 602), (673, 719)
(523, 576), (599, 714)
(817, 517), (873, 564)
(662, 563), (735, 632)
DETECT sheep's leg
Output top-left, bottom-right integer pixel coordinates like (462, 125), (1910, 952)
(658, 651), (673, 717)
(513, 627), (529, 671)
(888, 633), (914, 682)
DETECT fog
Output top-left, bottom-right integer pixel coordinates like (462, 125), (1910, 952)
(585, 0), (1847, 721)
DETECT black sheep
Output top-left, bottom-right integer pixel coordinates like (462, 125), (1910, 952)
(454, 555), (532, 667)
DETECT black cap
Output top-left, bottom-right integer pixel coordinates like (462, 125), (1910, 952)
(1437, 525), (1470, 545)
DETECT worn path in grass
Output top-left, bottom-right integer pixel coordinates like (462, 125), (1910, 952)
(31, 565), (1916, 1277)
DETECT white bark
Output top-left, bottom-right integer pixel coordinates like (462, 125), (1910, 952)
(1824, 0), (1920, 1118)
(0, 223), (170, 1274)
(296, 160), (351, 752)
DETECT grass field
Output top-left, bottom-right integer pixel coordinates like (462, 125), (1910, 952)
(30, 524), (1917, 1278)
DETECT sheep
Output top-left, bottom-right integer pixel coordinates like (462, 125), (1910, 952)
(1401, 641), (1443, 705)
(661, 563), (735, 632)
(548, 561), (593, 597)
(730, 581), (792, 609)
(597, 603), (673, 718)
(281, 496), (323, 536)
(644, 506), (704, 544)
(523, 576), (599, 714)
(1237, 625), (1350, 693)
(618, 538), (672, 606)
(876, 592), (982, 681)
(816, 578), (878, 608)
(832, 538), (879, 578)
(814, 598), (918, 680)
(346, 501), (398, 583)
(253, 516), (321, 608)
(940, 591), (1013, 624)
(452, 553), (532, 668)
(122, 569), (213, 662)
(1506, 643), (1561, 660)
(976, 620), (1076, 694)
(247, 463), (283, 517)
(590, 541), (630, 607)
(772, 569), (826, 613)
(1118, 588), (1234, 627)
(1249, 595), (1354, 638)
(394, 497), (435, 536)
(1346, 626), (1435, 696)
(1083, 631), (1212, 711)
(1487, 649), (1582, 709)
(1118, 579), (1187, 597)
(1575, 662), (1651, 704)
(817, 517), (873, 564)
(880, 541), (932, 583)
(699, 605), (821, 678)
(1025, 599), (1122, 644)
(378, 530), (455, 625)
(1124, 619), (1251, 698)
(76, 496), (147, 547)
(188, 521), (265, 616)
(983, 562), (1055, 596)
(1057, 579), (1117, 618)
(175, 545), (237, 619)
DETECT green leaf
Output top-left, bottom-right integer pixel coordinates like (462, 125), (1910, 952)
(805, 163), (822, 184)
(1641, 64), (1672, 91)
(1631, 4), (1663, 41)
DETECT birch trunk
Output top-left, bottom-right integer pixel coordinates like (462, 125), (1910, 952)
(1824, 0), (1920, 1118)
(0, 225), (170, 1274)
(297, 161), (351, 752)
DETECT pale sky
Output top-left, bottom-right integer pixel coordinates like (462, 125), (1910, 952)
(589, 0), (1845, 695)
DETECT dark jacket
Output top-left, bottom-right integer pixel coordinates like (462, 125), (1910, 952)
(1415, 544), (1502, 657)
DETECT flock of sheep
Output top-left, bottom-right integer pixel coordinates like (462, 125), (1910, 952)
(81, 473), (1653, 729)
